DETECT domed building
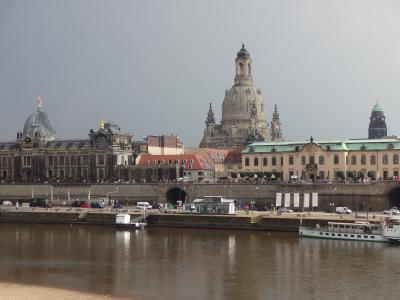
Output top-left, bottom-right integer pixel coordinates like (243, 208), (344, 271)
(200, 43), (282, 148)
(0, 98), (134, 182)
(22, 97), (56, 141)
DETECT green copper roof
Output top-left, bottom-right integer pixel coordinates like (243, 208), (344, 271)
(372, 103), (383, 112)
(243, 138), (400, 154)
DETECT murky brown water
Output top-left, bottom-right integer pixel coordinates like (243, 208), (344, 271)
(0, 223), (400, 300)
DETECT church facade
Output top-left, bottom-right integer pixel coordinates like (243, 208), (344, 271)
(199, 43), (283, 149)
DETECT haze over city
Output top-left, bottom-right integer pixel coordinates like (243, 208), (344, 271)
(1, 0), (400, 146)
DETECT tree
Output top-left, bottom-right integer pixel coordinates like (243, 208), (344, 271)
(335, 171), (345, 180)
(346, 170), (356, 180)
(256, 172), (264, 179)
(367, 171), (375, 180)
(231, 172), (238, 179)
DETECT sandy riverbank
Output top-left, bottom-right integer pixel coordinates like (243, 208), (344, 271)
(0, 282), (126, 300)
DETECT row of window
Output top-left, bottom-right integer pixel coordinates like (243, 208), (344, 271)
(47, 168), (104, 179)
(244, 154), (400, 167)
(348, 154), (398, 165)
(245, 156), (326, 167)
(20, 155), (106, 167)
(145, 159), (194, 165)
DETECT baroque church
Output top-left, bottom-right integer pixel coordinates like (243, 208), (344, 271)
(199, 43), (283, 149)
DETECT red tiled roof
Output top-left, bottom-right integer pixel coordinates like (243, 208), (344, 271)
(224, 149), (242, 164)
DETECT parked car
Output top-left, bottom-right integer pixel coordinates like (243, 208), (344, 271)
(383, 208), (400, 215)
(29, 198), (51, 208)
(90, 202), (104, 209)
(136, 202), (152, 210)
(112, 203), (123, 209)
(335, 207), (352, 214)
(278, 207), (293, 213)
(80, 203), (91, 208)
(71, 200), (88, 207)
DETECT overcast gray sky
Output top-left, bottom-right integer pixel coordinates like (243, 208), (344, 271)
(1, 0), (400, 146)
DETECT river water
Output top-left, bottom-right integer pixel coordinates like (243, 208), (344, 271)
(0, 223), (399, 300)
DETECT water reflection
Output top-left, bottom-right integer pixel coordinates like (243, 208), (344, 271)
(0, 224), (400, 300)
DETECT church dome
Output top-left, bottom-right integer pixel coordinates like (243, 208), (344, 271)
(222, 85), (265, 123)
(23, 98), (56, 140)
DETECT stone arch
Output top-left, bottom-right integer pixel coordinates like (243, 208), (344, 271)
(387, 186), (400, 208)
(166, 187), (186, 206)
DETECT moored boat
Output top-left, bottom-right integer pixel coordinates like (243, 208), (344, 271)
(299, 217), (400, 244)
(115, 213), (147, 230)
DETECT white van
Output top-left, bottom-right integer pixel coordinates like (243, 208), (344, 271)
(136, 202), (152, 210)
(336, 207), (352, 214)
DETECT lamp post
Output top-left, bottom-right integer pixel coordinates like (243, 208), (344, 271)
(107, 186), (119, 207)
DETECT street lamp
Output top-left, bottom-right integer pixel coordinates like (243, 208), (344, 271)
(107, 186), (119, 207)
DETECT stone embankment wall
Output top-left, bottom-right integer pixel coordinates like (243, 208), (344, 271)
(0, 211), (141, 225)
(1, 210), (372, 232)
(0, 181), (399, 211)
(0, 210), (337, 231)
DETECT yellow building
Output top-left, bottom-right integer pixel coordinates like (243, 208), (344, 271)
(241, 138), (400, 181)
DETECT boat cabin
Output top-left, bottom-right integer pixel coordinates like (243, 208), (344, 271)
(327, 221), (381, 235)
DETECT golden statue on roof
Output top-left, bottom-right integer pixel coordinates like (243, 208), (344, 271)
(36, 96), (44, 109)
(100, 119), (105, 129)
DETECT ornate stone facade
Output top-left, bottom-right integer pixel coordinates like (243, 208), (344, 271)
(200, 43), (283, 149)
(0, 99), (133, 183)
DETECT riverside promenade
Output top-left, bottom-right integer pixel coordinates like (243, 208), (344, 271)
(0, 206), (386, 231)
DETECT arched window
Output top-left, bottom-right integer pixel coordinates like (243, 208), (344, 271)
(263, 157), (268, 166)
(351, 155), (356, 165)
(239, 63), (244, 74)
(383, 154), (388, 165)
(247, 63), (251, 75)
(361, 155), (366, 165)
(394, 154), (399, 164)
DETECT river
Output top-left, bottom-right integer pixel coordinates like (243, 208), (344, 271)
(0, 223), (399, 300)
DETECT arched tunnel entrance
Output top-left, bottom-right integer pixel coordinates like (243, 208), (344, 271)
(388, 186), (400, 208)
(166, 187), (186, 207)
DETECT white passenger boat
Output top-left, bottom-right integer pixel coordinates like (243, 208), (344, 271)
(299, 217), (400, 244)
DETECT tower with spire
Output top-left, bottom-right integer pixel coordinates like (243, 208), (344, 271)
(270, 104), (283, 141)
(368, 103), (387, 139)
